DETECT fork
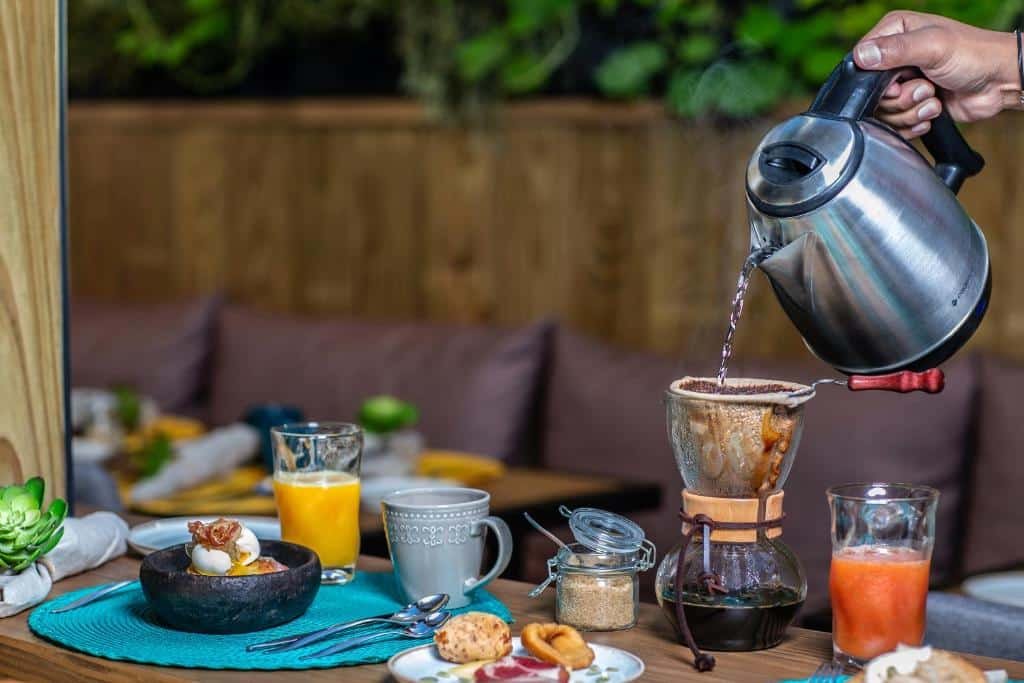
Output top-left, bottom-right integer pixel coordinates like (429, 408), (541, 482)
(808, 661), (844, 683)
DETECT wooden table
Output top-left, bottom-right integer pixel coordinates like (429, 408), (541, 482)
(1, 554), (1022, 683)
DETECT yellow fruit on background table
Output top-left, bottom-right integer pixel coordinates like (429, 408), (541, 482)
(415, 451), (506, 487)
(127, 465), (276, 516)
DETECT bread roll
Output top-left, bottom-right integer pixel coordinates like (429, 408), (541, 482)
(848, 648), (985, 683)
(434, 612), (512, 664)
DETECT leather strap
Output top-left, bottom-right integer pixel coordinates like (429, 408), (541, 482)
(672, 509), (785, 672)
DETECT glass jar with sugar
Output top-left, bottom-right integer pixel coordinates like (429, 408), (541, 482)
(529, 507), (655, 631)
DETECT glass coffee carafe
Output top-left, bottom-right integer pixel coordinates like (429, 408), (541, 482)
(655, 377), (812, 654)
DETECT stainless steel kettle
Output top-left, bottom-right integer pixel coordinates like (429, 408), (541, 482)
(746, 54), (990, 375)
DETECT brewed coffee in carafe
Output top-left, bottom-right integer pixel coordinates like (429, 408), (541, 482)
(656, 378), (812, 655)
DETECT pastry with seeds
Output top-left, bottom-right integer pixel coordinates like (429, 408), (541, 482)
(434, 612), (513, 664)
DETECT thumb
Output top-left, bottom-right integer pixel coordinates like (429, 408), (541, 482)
(854, 28), (946, 71)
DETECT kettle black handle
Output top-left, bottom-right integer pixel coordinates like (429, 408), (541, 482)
(809, 52), (984, 194)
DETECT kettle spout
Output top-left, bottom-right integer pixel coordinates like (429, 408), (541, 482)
(756, 232), (817, 316)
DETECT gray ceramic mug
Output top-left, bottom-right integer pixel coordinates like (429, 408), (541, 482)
(381, 488), (513, 608)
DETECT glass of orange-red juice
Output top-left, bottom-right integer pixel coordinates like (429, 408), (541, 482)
(271, 422), (362, 584)
(827, 483), (938, 669)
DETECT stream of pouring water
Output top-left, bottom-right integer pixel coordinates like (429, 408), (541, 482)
(716, 247), (775, 386)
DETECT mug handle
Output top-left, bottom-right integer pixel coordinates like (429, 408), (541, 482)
(464, 516), (513, 596)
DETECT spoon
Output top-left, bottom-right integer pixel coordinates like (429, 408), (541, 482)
(246, 593), (448, 652)
(523, 512), (568, 549)
(300, 610), (451, 660)
(49, 580), (136, 613)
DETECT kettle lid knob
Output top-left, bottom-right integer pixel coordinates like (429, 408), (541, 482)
(746, 116), (860, 217)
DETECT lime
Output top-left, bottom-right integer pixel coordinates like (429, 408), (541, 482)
(358, 395), (419, 434)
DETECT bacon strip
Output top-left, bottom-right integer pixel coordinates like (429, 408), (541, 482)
(188, 518), (242, 550)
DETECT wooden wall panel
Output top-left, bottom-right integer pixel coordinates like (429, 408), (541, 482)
(67, 100), (1024, 366)
(0, 1), (66, 496)
(423, 131), (496, 323)
(170, 128), (229, 295)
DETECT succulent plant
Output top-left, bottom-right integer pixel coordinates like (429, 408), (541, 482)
(0, 477), (67, 572)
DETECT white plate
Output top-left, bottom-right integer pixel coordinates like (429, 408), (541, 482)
(128, 516), (280, 556)
(962, 571), (1024, 608)
(388, 636), (644, 683)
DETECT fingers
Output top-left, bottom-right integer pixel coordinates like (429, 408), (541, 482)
(877, 77), (934, 113)
(881, 68), (925, 99)
(877, 96), (942, 128)
(855, 26), (948, 71)
(875, 72), (940, 136)
(904, 121), (932, 139)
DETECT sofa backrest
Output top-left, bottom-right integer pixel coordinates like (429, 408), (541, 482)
(70, 296), (220, 414)
(207, 306), (552, 463)
(962, 355), (1024, 575)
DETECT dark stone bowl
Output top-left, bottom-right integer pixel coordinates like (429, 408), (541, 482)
(139, 540), (321, 634)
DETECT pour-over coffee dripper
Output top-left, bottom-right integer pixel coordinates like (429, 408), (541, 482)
(655, 377), (814, 669)
(666, 377), (812, 497)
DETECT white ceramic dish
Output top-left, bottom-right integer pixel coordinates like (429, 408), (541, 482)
(128, 516), (280, 556)
(388, 636), (644, 682)
(962, 571), (1024, 608)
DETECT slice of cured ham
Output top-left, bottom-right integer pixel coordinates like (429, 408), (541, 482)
(474, 656), (569, 682)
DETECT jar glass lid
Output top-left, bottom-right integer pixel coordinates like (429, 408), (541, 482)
(561, 505), (646, 555)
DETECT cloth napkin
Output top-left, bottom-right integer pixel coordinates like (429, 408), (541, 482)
(0, 512), (129, 618)
(129, 423), (259, 503)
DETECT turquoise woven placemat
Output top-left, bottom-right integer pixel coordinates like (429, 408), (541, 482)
(28, 571), (512, 670)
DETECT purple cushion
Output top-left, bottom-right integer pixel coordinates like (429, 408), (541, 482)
(541, 328), (976, 613)
(962, 356), (1024, 575)
(539, 329), (697, 602)
(208, 307), (551, 462)
(70, 297), (220, 413)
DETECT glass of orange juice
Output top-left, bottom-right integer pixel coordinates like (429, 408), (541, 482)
(828, 483), (938, 669)
(271, 422), (362, 585)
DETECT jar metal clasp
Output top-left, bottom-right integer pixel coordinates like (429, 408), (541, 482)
(638, 538), (657, 572)
(528, 557), (559, 598)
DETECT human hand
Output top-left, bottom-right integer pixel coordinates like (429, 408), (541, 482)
(853, 11), (1020, 138)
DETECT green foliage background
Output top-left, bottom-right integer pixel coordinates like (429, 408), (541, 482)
(70, 0), (1024, 118)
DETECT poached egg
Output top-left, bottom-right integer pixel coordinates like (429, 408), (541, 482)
(190, 525), (260, 576)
